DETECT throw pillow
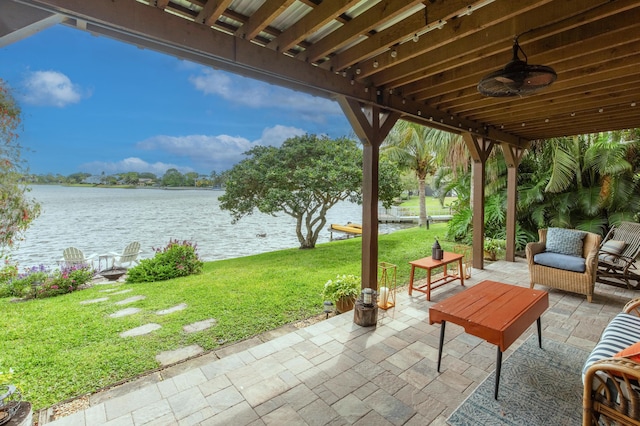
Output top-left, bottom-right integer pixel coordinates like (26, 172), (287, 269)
(614, 341), (640, 363)
(546, 227), (587, 257)
(599, 239), (627, 263)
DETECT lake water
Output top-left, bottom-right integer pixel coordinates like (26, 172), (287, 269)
(10, 185), (409, 269)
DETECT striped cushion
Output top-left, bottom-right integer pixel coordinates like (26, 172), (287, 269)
(582, 313), (640, 382)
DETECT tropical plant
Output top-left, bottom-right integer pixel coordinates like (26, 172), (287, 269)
(321, 274), (360, 303)
(0, 79), (41, 259)
(126, 239), (203, 283)
(219, 134), (402, 249)
(383, 122), (463, 227)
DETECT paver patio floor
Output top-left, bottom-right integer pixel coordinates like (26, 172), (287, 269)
(40, 258), (637, 425)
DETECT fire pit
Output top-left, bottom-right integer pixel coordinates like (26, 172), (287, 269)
(0, 385), (21, 426)
(100, 268), (127, 281)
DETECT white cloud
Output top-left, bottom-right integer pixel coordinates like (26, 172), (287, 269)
(256, 125), (306, 147)
(188, 69), (341, 123)
(81, 125), (309, 175)
(78, 158), (192, 176)
(21, 70), (84, 107)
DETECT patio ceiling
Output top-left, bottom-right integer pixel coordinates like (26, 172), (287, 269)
(3, 0), (640, 149)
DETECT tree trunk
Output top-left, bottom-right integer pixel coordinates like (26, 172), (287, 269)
(418, 178), (427, 227)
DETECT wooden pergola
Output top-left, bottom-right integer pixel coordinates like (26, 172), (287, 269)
(2, 0), (640, 295)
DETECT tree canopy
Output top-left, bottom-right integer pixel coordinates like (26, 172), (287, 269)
(0, 80), (40, 257)
(219, 134), (402, 249)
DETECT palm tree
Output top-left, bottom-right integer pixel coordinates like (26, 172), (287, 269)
(518, 131), (640, 235)
(382, 121), (462, 226)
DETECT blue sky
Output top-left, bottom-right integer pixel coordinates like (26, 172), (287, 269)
(1, 24), (353, 176)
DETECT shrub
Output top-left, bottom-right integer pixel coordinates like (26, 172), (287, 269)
(126, 239), (203, 283)
(321, 274), (360, 302)
(0, 264), (94, 299)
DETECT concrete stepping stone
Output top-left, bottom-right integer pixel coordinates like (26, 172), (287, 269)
(120, 323), (161, 338)
(183, 318), (217, 333)
(110, 289), (133, 295)
(156, 303), (187, 315)
(155, 344), (204, 366)
(109, 307), (142, 318)
(99, 287), (122, 293)
(115, 295), (146, 306)
(80, 297), (109, 305)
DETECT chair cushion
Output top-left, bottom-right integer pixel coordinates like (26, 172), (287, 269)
(614, 341), (640, 363)
(582, 313), (640, 382)
(599, 239), (627, 263)
(546, 227), (586, 257)
(534, 252), (586, 273)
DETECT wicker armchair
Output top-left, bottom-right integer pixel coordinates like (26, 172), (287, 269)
(526, 228), (601, 302)
(583, 298), (640, 426)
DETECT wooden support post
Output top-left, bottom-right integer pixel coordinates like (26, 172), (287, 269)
(338, 96), (399, 326)
(501, 143), (528, 262)
(463, 133), (494, 270)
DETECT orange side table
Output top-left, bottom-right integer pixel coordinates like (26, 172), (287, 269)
(408, 251), (464, 301)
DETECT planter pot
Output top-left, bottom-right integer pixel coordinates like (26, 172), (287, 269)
(335, 296), (355, 313)
(484, 250), (497, 261)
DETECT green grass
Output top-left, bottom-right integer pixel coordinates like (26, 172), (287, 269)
(1, 224), (464, 410)
(400, 195), (457, 210)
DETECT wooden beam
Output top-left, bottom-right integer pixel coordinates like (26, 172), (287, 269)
(337, 97), (399, 299)
(301, 0), (423, 64)
(462, 132), (494, 270)
(235, 0), (296, 40)
(196, 0), (233, 26)
(501, 142), (529, 262)
(267, 0), (358, 53)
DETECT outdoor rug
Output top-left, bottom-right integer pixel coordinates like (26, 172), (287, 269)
(448, 335), (589, 425)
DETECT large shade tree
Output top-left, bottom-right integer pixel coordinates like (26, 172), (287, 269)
(0, 80), (40, 258)
(219, 134), (402, 249)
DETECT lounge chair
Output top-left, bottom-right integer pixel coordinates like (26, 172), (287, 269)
(596, 221), (640, 289)
(109, 241), (142, 268)
(60, 247), (98, 268)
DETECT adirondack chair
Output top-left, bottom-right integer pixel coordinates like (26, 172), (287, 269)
(596, 221), (640, 289)
(109, 241), (142, 268)
(60, 247), (98, 267)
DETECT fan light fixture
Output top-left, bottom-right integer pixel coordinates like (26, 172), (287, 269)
(478, 37), (556, 97)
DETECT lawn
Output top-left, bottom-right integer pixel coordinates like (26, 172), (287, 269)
(1, 223), (464, 410)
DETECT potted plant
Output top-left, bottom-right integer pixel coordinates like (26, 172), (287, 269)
(322, 274), (360, 313)
(484, 238), (506, 261)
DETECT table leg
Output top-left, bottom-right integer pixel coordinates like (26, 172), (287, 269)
(537, 317), (542, 348)
(495, 347), (503, 400)
(427, 268), (432, 301)
(408, 266), (415, 295)
(458, 258), (464, 286)
(437, 321), (446, 372)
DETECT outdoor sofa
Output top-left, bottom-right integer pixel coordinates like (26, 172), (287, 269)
(582, 298), (640, 425)
(526, 228), (602, 302)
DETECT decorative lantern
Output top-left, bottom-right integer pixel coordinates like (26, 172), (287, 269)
(377, 262), (397, 310)
(323, 301), (334, 319)
(362, 288), (374, 307)
(432, 239), (443, 260)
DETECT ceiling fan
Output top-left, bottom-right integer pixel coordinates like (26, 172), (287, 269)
(477, 37), (557, 97)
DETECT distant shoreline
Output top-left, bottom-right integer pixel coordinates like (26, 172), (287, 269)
(29, 183), (220, 190)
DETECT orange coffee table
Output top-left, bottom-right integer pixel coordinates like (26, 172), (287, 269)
(429, 280), (549, 399)
(408, 251), (464, 301)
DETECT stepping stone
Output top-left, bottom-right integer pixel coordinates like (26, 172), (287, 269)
(110, 289), (133, 295)
(115, 295), (146, 306)
(155, 344), (204, 366)
(100, 287), (121, 293)
(109, 307), (142, 318)
(156, 303), (187, 315)
(183, 318), (217, 333)
(80, 297), (109, 305)
(120, 323), (161, 338)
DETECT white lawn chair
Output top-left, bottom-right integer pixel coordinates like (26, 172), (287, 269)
(60, 247), (98, 268)
(109, 241), (142, 269)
